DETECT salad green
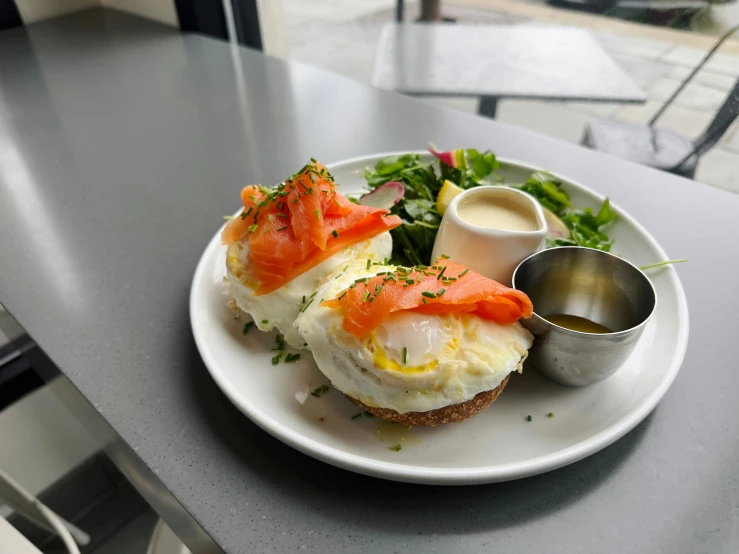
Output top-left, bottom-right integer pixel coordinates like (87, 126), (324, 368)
(363, 148), (617, 266)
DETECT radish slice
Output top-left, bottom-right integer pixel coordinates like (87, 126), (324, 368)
(359, 181), (405, 209)
(544, 208), (570, 239)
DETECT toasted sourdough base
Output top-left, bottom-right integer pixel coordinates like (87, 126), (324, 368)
(346, 374), (511, 426)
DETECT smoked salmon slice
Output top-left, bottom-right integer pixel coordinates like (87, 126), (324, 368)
(322, 258), (533, 337)
(221, 161), (402, 296)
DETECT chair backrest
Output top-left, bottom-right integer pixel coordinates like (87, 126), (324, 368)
(673, 77), (739, 171)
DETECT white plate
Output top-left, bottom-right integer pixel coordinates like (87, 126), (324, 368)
(190, 152), (689, 485)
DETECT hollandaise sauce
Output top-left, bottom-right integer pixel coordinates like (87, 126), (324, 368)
(458, 196), (537, 232)
(545, 314), (612, 334)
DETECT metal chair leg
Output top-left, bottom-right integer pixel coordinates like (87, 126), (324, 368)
(478, 96), (498, 118)
(0, 467), (87, 553)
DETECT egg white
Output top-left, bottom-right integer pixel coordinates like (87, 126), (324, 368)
(226, 232), (392, 349)
(295, 261), (533, 414)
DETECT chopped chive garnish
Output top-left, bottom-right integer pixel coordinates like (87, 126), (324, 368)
(301, 298), (314, 312)
(437, 266), (447, 280)
(368, 296), (375, 303)
(527, 415), (532, 422)
(308, 187), (313, 194)
(406, 279), (415, 285)
(271, 353), (282, 365)
(285, 353), (301, 363)
(375, 284), (382, 295)
(366, 259), (372, 270)
(547, 412), (554, 418)
(246, 206), (253, 216)
(242, 321), (255, 335)
(354, 277), (367, 283)
(363, 411), (374, 418)
(383, 276), (393, 282)
(362, 291), (370, 302)
(315, 209), (321, 220)
(440, 254), (450, 259)
(332, 229), (339, 238)
(458, 269), (469, 277)
(421, 291), (436, 298)
(272, 334), (284, 351)
(349, 283), (358, 288)
(310, 157), (317, 163)
(302, 295), (306, 303)
(351, 413), (362, 420)
(248, 224), (258, 233)
(436, 288), (446, 297)
(293, 198), (298, 204)
(310, 384), (330, 398)
(277, 225), (288, 231)
(402, 347), (408, 364)
(392, 444), (402, 452)
(422, 298), (427, 304)
(343, 265), (349, 272)
(338, 291), (348, 300)
(277, 213), (288, 218)
(261, 320), (268, 324)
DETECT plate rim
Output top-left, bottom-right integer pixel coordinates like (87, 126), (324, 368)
(190, 151), (689, 485)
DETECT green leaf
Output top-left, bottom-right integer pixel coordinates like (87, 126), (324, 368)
(557, 197), (616, 252)
(541, 181), (571, 208)
(466, 149), (498, 180)
(595, 198), (617, 227)
(513, 172), (571, 218)
(374, 154), (417, 176)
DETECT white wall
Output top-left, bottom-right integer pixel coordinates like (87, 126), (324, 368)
(100, 0), (179, 27)
(14, 0), (179, 27)
(14, 0), (98, 24)
(256, 0), (288, 58)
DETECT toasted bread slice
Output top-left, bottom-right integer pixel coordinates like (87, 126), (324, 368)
(346, 374), (510, 426)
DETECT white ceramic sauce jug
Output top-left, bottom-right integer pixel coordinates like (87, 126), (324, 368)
(431, 186), (548, 286)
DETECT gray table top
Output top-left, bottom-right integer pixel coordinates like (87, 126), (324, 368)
(372, 23), (646, 102)
(0, 8), (737, 554)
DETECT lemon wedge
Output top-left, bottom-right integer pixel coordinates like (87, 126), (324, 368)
(436, 180), (464, 216)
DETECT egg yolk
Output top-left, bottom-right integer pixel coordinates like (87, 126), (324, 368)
(370, 333), (440, 374)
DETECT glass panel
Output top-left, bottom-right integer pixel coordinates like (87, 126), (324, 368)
(278, 0), (739, 191)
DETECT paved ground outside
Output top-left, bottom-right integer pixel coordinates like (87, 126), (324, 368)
(285, 0), (739, 193)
